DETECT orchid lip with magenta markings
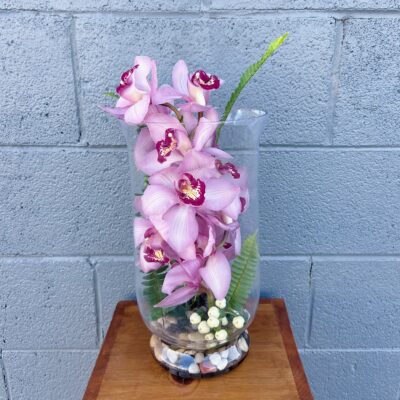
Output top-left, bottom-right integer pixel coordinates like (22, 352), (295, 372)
(102, 33), (287, 378)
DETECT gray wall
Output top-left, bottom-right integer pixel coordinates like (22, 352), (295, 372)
(1, 1), (400, 399)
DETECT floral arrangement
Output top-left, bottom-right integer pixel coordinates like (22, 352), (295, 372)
(102, 34), (287, 351)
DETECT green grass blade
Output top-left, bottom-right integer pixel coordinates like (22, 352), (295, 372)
(104, 91), (119, 99)
(215, 33), (288, 143)
(142, 265), (168, 320)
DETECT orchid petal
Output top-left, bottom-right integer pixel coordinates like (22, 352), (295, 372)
(100, 105), (128, 120)
(145, 113), (184, 142)
(200, 250), (231, 300)
(149, 167), (180, 190)
(155, 285), (198, 308)
(141, 184), (177, 216)
(180, 149), (215, 172)
(163, 205), (198, 260)
(203, 224), (216, 257)
(203, 178), (240, 211)
(162, 265), (190, 295)
(204, 147), (233, 159)
(222, 196), (242, 220)
(188, 80), (206, 106)
(124, 94), (150, 125)
(193, 117), (216, 151)
(133, 56), (152, 92)
(116, 97), (131, 108)
(152, 84), (182, 105)
(133, 217), (152, 247)
(172, 60), (189, 96)
(181, 111), (197, 134)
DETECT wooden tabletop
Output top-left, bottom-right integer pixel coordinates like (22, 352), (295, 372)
(83, 299), (313, 400)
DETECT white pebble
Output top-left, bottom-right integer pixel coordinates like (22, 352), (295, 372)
(204, 333), (214, 341)
(221, 317), (228, 326)
(190, 312), (201, 325)
(208, 306), (220, 318)
(215, 329), (228, 341)
(238, 337), (249, 352)
(228, 346), (241, 361)
(215, 298), (226, 309)
(233, 316), (245, 329)
(188, 363), (200, 374)
(167, 349), (179, 363)
(207, 316), (220, 328)
(194, 353), (205, 363)
(217, 358), (228, 371)
(150, 334), (158, 348)
(198, 321), (210, 334)
(209, 352), (222, 366)
(220, 349), (229, 359)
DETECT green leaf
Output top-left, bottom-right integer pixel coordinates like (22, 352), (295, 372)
(104, 91), (119, 99)
(226, 232), (259, 311)
(142, 265), (169, 320)
(215, 33), (288, 143)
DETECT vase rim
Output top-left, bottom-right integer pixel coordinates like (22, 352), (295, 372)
(144, 108), (266, 125)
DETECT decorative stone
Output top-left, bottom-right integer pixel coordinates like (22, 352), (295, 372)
(217, 358), (228, 371)
(238, 337), (249, 352)
(194, 352), (205, 364)
(185, 349), (196, 355)
(207, 317), (220, 328)
(153, 343), (163, 361)
(198, 321), (210, 334)
(161, 347), (169, 362)
(167, 348), (179, 363)
(150, 334), (158, 348)
(188, 363), (200, 374)
(209, 352), (222, 366)
(204, 333), (214, 341)
(215, 298), (226, 309)
(220, 349), (229, 359)
(179, 354), (194, 369)
(221, 317), (228, 326)
(228, 345), (241, 361)
(208, 306), (220, 318)
(215, 329), (228, 341)
(200, 360), (217, 374)
(233, 316), (245, 329)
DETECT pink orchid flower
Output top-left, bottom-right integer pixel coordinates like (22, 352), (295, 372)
(102, 56), (158, 125)
(154, 60), (222, 111)
(155, 249), (231, 307)
(134, 110), (231, 175)
(141, 163), (240, 260)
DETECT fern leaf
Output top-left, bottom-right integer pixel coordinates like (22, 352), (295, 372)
(104, 91), (119, 99)
(226, 232), (259, 311)
(142, 265), (168, 320)
(215, 33), (288, 143)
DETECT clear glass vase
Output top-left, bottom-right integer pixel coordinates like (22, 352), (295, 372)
(122, 108), (265, 378)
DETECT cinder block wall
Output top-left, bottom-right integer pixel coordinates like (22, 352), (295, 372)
(1, 1), (400, 399)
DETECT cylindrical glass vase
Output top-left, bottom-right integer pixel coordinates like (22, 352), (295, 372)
(122, 108), (265, 378)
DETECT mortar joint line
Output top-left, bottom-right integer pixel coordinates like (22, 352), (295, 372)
(87, 257), (103, 347)
(0, 351), (11, 400)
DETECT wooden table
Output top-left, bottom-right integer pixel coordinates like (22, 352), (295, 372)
(83, 299), (313, 400)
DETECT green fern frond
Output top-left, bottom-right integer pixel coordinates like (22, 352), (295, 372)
(104, 91), (119, 99)
(215, 33), (288, 143)
(142, 265), (168, 320)
(226, 232), (259, 311)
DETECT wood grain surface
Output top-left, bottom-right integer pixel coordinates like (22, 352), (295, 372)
(83, 299), (313, 400)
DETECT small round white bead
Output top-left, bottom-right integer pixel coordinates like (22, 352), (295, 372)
(215, 329), (228, 341)
(207, 317), (220, 328)
(189, 312), (201, 325)
(208, 306), (220, 318)
(215, 298), (226, 309)
(204, 333), (214, 341)
(198, 321), (210, 334)
(221, 316), (228, 326)
(232, 316), (245, 329)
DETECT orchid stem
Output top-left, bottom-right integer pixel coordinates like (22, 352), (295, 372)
(207, 291), (215, 308)
(197, 111), (203, 122)
(161, 102), (183, 123)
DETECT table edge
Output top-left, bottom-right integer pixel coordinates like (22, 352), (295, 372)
(82, 299), (313, 400)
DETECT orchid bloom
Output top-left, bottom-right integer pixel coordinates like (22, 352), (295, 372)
(102, 56), (158, 125)
(154, 60), (222, 111)
(134, 110), (231, 176)
(155, 249), (231, 307)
